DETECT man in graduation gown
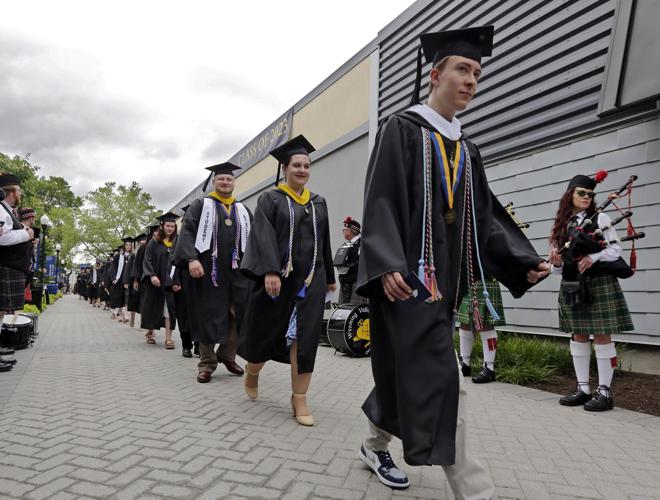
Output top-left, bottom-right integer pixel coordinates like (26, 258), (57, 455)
(133, 224), (158, 317)
(356, 27), (550, 497)
(173, 162), (253, 383)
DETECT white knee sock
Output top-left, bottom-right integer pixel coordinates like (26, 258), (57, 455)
(570, 340), (591, 394)
(480, 330), (497, 370)
(594, 342), (617, 393)
(458, 329), (474, 364)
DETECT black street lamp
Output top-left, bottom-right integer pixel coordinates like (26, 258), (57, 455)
(55, 243), (61, 284)
(38, 215), (52, 310)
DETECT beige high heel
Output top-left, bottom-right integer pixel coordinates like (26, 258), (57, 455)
(244, 365), (259, 400)
(291, 393), (314, 426)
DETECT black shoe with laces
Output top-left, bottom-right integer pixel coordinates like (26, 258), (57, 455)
(182, 348), (193, 358)
(459, 359), (472, 377)
(559, 387), (592, 407)
(472, 364), (495, 384)
(584, 386), (614, 412)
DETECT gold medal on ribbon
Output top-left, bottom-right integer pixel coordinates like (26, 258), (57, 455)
(432, 132), (465, 225)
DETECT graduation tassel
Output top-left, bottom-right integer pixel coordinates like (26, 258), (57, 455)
(472, 297), (484, 331)
(482, 289), (501, 321)
(231, 250), (239, 270)
(418, 259), (425, 282)
(425, 266), (441, 302)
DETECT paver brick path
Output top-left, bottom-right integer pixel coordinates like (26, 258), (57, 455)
(1, 295), (659, 499)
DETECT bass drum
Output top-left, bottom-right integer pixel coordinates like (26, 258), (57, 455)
(1, 314), (34, 350)
(326, 303), (370, 357)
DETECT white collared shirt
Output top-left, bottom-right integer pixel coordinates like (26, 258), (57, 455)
(0, 200), (29, 246)
(407, 103), (462, 140)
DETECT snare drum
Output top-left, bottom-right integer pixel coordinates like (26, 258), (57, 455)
(1, 314), (33, 349)
(21, 312), (39, 336)
(326, 304), (370, 357)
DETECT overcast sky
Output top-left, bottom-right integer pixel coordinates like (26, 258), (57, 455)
(0, 0), (413, 211)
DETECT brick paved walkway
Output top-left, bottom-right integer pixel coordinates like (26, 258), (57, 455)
(1, 295), (659, 499)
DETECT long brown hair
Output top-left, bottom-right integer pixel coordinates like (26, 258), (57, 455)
(155, 223), (177, 242)
(550, 189), (597, 248)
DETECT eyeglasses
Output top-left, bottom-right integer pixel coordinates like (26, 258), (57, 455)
(575, 189), (595, 199)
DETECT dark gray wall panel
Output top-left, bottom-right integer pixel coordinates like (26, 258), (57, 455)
(377, 0), (619, 161)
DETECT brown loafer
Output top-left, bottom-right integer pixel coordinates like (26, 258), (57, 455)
(221, 360), (245, 376)
(197, 371), (212, 383)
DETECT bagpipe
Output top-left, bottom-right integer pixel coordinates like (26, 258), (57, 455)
(559, 173), (645, 304)
(504, 202), (530, 233)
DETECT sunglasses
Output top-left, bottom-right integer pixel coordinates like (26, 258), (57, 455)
(575, 189), (595, 199)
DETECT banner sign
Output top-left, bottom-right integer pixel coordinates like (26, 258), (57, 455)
(228, 107), (293, 171)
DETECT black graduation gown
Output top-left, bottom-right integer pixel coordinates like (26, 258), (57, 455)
(172, 198), (254, 345)
(122, 253), (140, 312)
(239, 189), (335, 374)
(140, 238), (176, 330)
(357, 111), (543, 466)
(101, 261), (112, 303)
(132, 242), (147, 312)
(109, 253), (127, 308)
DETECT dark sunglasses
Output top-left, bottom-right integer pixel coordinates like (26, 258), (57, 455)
(575, 189), (595, 199)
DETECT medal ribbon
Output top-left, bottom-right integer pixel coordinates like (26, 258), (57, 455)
(430, 132), (464, 212)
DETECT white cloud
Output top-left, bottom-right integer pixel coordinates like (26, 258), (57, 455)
(0, 0), (414, 209)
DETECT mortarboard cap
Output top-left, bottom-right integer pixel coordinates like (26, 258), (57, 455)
(269, 135), (316, 186)
(121, 236), (133, 243)
(180, 204), (190, 214)
(135, 233), (148, 241)
(410, 25), (494, 105)
(203, 162), (241, 191)
(157, 212), (179, 223)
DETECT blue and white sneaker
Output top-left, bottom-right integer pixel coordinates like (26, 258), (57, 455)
(359, 444), (410, 489)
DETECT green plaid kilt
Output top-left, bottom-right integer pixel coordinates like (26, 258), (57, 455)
(0, 265), (27, 313)
(559, 274), (633, 335)
(456, 279), (506, 327)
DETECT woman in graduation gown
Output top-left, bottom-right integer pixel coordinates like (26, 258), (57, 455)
(125, 234), (146, 327)
(239, 135), (336, 426)
(140, 213), (178, 348)
(110, 238), (131, 322)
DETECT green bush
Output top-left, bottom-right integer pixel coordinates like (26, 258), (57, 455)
(454, 331), (574, 385)
(20, 304), (41, 315)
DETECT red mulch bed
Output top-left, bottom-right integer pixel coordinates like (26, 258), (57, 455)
(524, 370), (660, 417)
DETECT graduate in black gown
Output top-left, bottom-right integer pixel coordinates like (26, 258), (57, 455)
(110, 237), (132, 323)
(140, 213), (178, 348)
(173, 165), (254, 377)
(239, 135), (336, 427)
(355, 27), (550, 496)
(126, 233), (146, 327)
(133, 224), (158, 321)
(168, 205), (194, 359)
(100, 253), (113, 310)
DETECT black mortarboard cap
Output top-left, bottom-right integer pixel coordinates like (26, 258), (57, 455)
(135, 233), (147, 241)
(410, 26), (494, 105)
(121, 236), (133, 243)
(269, 135), (316, 186)
(157, 212), (178, 223)
(180, 204), (190, 213)
(203, 162), (241, 191)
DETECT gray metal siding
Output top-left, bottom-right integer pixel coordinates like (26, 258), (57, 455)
(377, 0), (617, 161)
(490, 117), (660, 343)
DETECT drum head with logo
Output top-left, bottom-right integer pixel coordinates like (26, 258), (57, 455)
(326, 304), (370, 357)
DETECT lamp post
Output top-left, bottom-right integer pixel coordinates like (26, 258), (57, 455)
(55, 243), (62, 286)
(38, 215), (52, 310)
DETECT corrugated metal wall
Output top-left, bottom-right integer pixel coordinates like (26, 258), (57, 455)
(378, 0), (615, 160)
(376, 0), (660, 342)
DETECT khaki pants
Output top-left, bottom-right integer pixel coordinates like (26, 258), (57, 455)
(365, 361), (494, 500)
(197, 306), (239, 374)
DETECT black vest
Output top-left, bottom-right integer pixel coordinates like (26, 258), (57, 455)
(0, 202), (31, 272)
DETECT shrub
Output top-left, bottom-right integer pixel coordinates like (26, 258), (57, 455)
(454, 330), (574, 384)
(20, 304), (41, 315)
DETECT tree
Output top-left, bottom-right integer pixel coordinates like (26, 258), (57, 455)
(77, 181), (160, 260)
(1, 152), (82, 266)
